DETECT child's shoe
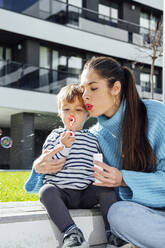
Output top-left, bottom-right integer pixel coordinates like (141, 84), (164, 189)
(106, 233), (137, 248)
(62, 228), (89, 248)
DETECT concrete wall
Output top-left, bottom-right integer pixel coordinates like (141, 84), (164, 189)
(0, 201), (107, 248)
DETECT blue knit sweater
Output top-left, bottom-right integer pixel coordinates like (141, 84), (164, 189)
(24, 99), (165, 208)
(90, 99), (165, 208)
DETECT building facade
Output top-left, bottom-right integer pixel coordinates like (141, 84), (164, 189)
(0, 0), (163, 169)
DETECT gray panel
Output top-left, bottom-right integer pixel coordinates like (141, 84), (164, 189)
(79, 18), (128, 42)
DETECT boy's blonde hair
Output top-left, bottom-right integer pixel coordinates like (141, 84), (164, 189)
(57, 84), (85, 113)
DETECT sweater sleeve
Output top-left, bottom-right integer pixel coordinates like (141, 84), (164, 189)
(119, 101), (165, 208)
(24, 165), (44, 194)
(119, 159), (165, 208)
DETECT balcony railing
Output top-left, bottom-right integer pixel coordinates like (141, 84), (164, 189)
(141, 86), (162, 94)
(0, 0), (153, 47)
(0, 60), (79, 94)
(0, 60), (162, 95)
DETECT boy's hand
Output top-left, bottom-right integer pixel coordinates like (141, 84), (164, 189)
(60, 131), (75, 148)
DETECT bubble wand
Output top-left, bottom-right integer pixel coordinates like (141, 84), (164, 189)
(68, 115), (76, 136)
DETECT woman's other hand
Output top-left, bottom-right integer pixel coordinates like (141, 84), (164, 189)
(34, 146), (66, 174)
(93, 160), (127, 187)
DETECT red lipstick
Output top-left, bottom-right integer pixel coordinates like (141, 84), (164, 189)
(85, 104), (93, 110)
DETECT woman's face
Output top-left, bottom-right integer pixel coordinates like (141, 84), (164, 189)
(81, 69), (119, 118)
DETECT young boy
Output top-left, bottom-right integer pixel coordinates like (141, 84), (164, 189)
(24, 84), (116, 248)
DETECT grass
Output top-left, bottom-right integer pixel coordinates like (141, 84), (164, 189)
(0, 171), (39, 202)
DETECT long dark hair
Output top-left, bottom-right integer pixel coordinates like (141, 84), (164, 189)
(83, 56), (156, 172)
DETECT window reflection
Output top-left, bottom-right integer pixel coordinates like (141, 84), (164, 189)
(40, 46), (50, 69)
(98, 3), (118, 23)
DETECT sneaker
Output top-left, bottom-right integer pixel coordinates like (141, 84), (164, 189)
(106, 234), (137, 248)
(120, 244), (137, 248)
(62, 228), (89, 248)
(108, 234), (128, 246)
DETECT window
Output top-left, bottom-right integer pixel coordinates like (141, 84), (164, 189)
(98, 4), (118, 23)
(40, 46), (50, 69)
(59, 54), (67, 70)
(111, 8), (118, 22)
(140, 12), (150, 35)
(39, 0), (50, 12)
(68, 55), (82, 74)
(6, 48), (11, 60)
(140, 72), (157, 92)
(140, 72), (150, 92)
(150, 16), (158, 31)
(0, 46), (12, 60)
(40, 46), (84, 74)
(67, 0), (82, 25)
(52, 50), (59, 70)
(140, 11), (159, 33)
(140, 12), (159, 44)
(68, 0), (82, 8)
(0, 0), (3, 8)
(0, 47), (3, 60)
(99, 4), (109, 20)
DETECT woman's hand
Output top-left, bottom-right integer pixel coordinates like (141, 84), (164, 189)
(93, 160), (127, 187)
(34, 146), (66, 174)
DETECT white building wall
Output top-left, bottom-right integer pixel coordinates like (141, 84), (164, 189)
(0, 8), (162, 68)
(133, 0), (163, 11)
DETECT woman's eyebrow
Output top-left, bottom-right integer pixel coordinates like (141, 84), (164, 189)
(81, 81), (98, 89)
(88, 81), (99, 85)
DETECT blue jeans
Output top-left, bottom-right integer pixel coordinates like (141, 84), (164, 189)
(107, 201), (165, 248)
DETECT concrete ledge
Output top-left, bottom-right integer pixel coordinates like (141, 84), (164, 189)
(0, 201), (107, 248)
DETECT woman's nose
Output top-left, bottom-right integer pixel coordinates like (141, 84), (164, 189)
(82, 91), (89, 100)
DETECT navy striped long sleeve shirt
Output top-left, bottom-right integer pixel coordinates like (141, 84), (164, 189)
(43, 128), (100, 190)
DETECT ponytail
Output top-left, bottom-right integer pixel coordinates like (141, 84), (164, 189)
(122, 67), (156, 172)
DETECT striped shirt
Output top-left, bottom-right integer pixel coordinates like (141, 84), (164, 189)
(43, 128), (100, 190)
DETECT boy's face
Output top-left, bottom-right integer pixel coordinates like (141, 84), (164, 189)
(59, 97), (88, 131)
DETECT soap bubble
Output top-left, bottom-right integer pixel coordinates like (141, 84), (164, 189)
(0, 136), (13, 148)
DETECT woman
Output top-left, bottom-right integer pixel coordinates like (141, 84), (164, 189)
(33, 56), (165, 248)
(80, 56), (165, 248)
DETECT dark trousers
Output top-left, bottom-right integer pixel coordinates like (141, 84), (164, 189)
(39, 183), (117, 233)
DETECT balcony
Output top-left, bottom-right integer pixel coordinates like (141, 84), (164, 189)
(0, 0), (152, 47)
(0, 60), (162, 99)
(0, 60), (79, 94)
(136, 84), (162, 101)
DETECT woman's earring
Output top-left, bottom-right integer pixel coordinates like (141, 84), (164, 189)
(112, 96), (119, 110)
(113, 96), (117, 108)
(114, 97), (116, 106)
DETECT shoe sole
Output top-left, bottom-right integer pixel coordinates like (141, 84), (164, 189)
(77, 241), (89, 248)
(121, 244), (137, 248)
(106, 245), (118, 248)
(63, 241), (89, 248)
(106, 243), (137, 248)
